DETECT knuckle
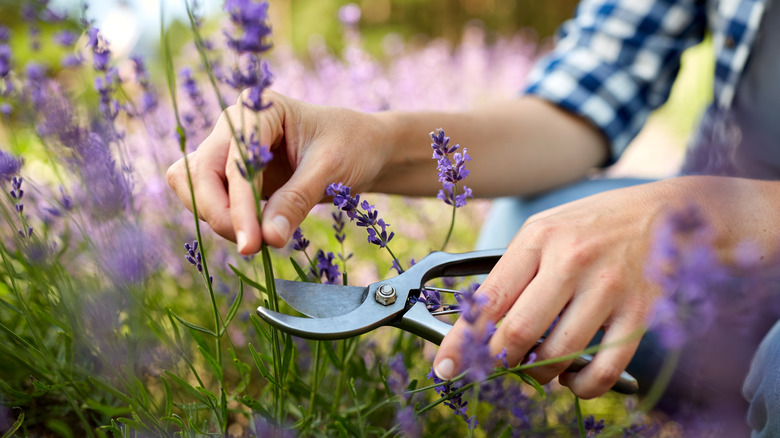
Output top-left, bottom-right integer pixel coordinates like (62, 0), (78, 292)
(519, 218), (557, 247)
(473, 283), (504, 321)
(279, 186), (313, 221)
(500, 316), (536, 347)
(166, 159), (187, 190)
(578, 364), (622, 399)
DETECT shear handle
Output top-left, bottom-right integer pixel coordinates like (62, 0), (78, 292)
(404, 249), (505, 287)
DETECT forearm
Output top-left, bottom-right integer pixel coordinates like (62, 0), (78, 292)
(369, 96), (609, 197)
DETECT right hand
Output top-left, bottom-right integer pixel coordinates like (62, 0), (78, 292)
(166, 90), (391, 253)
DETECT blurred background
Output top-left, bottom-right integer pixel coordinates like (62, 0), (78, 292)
(0, 0), (714, 178)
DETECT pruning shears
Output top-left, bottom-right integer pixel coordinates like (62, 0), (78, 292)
(257, 249), (639, 394)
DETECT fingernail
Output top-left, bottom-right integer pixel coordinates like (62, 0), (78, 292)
(270, 216), (290, 242)
(236, 231), (248, 253)
(434, 358), (454, 380)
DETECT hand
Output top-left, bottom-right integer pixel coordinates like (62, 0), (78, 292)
(433, 180), (679, 399)
(166, 91), (391, 253)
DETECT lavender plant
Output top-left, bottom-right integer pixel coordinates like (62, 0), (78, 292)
(0, 1), (747, 437)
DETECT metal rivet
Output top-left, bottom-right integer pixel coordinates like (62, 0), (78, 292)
(375, 284), (397, 305)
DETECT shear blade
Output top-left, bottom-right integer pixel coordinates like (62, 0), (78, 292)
(274, 279), (368, 318)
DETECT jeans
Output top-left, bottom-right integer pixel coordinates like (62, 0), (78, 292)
(475, 177), (779, 436)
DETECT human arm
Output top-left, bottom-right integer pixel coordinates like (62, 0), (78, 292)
(166, 92), (608, 253)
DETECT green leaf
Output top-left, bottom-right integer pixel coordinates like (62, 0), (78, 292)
(169, 309), (217, 337)
(83, 399), (132, 417)
(289, 257), (312, 282)
(0, 295), (21, 314)
(220, 388), (229, 426)
(164, 371), (213, 407)
(161, 415), (185, 430)
(515, 371), (546, 398)
(162, 376), (173, 418)
(116, 417), (146, 430)
(1, 409), (23, 438)
(497, 425), (513, 438)
(229, 264), (266, 293)
(281, 334), (294, 380)
(88, 377), (133, 405)
(249, 343), (280, 388)
(250, 314), (272, 343)
(198, 345), (224, 383)
(0, 320), (35, 350)
(239, 395), (273, 418)
(221, 280), (245, 335)
(323, 341), (342, 370)
(45, 418), (74, 438)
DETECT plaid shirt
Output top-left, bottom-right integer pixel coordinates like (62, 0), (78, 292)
(525, 0), (767, 163)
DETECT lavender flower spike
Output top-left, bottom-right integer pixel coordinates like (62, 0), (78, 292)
(326, 182), (395, 248)
(0, 150), (22, 179)
(430, 128), (472, 208)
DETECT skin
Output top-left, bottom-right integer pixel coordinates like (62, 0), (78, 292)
(167, 90), (780, 399)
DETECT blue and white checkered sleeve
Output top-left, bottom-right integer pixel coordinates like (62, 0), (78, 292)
(524, 0), (707, 163)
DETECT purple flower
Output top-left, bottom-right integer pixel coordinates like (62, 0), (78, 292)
(338, 3), (362, 26)
(584, 415), (605, 436)
(241, 60), (274, 112)
(415, 288), (443, 311)
(0, 44), (11, 78)
(394, 406), (421, 438)
(332, 211), (346, 243)
(0, 104), (11, 117)
(386, 353), (409, 397)
(0, 150), (22, 179)
(61, 54), (83, 68)
(184, 240), (203, 272)
(10, 176), (23, 213)
(426, 367), (476, 429)
(53, 30), (78, 46)
(131, 55), (158, 114)
(236, 133), (273, 178)
(430, 129), (472, 207)
(646, 205), (727, 349)
(290, 227), (309, 251)
(86, 28), (111, 71)
(179, 67), (205, 108)
(460, 321), (497, 382)
(327, 183), (395, 249)
(453, 290), (487, 325)
(223, 0), (273, 54)
(0, 26), (8, 44)
(311, 249), (341, 284)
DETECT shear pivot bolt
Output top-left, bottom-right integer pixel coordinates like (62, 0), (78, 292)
(375, 284), (397, 305)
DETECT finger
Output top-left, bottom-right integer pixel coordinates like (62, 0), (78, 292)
(260, 153), (331, 248)
(559, 316), (643, 399)
(487, 270), (575, 372)
(432, 242), (541, 380)
(227, 135), (263, 254)
(520, 284), (613, 385)
(167, 151), (236, 241)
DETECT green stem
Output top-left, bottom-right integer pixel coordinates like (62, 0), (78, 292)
(330, 340), (347, 416)
(637, 348), (681, 413)
(440, 187), (458, 251)
(575, 396), (586, 437)
(306, 341), (322, 423)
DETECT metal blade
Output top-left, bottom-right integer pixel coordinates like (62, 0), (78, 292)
(274, 279), (368, 318)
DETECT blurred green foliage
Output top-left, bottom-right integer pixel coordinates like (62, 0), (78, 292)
(278, 0), (578, 55)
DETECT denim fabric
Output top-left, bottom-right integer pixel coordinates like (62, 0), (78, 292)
(744, 319), (780, 438)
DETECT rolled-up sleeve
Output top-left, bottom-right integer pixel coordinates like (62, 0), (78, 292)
(524, 0), (707, 163)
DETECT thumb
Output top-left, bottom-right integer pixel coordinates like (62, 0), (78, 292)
(261, 160), (329, 248)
